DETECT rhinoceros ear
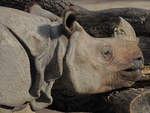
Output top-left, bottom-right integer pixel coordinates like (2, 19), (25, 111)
(63, 9), (83, 34)
(114, 17), (137, 41)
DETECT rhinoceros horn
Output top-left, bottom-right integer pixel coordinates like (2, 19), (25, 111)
(114, 17), (137, 41)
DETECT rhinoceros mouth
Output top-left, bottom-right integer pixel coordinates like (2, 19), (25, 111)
(124, 68), (140, 72)
(120, 67), (143, 81)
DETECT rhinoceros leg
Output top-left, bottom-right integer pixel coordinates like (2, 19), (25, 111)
(0, 24), (33, 107)
(0, 108), (12, 113)
(13, 104), (35, 113)
(30, 38), (55, 110)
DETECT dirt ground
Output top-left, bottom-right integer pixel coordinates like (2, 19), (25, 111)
(73, 0), (150, 10)
(16, 0), (150, 113)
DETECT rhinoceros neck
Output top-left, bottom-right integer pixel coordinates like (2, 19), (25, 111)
(49, 22), (70, 40)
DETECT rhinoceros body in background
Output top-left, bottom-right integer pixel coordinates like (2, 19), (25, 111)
(0, 6), (143, 112)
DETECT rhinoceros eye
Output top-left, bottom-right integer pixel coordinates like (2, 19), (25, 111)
(101, 46), (113, 61)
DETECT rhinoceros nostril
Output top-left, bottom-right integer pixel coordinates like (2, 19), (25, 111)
(132, 57), (144, 70)
(136, 57), (143, 62)
(137, 57), (142, 61)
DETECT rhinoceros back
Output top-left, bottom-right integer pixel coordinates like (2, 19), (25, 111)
(0, 6), (62, 110)
(0, 23), (33, 106)
(0, 6), (56, 57)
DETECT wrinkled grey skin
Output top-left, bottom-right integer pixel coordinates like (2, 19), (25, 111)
(0, 6), (143, 112)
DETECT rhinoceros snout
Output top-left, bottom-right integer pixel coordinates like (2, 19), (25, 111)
(120, 56), (144, 81)
(132, 56), (144, 70)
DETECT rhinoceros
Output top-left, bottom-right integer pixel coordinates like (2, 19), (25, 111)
(0, 6), (143, 112)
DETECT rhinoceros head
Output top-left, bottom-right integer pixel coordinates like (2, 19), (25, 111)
(53, 11), (143, 95)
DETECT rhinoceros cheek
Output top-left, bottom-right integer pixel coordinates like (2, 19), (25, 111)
(94, 73), (136, 93)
